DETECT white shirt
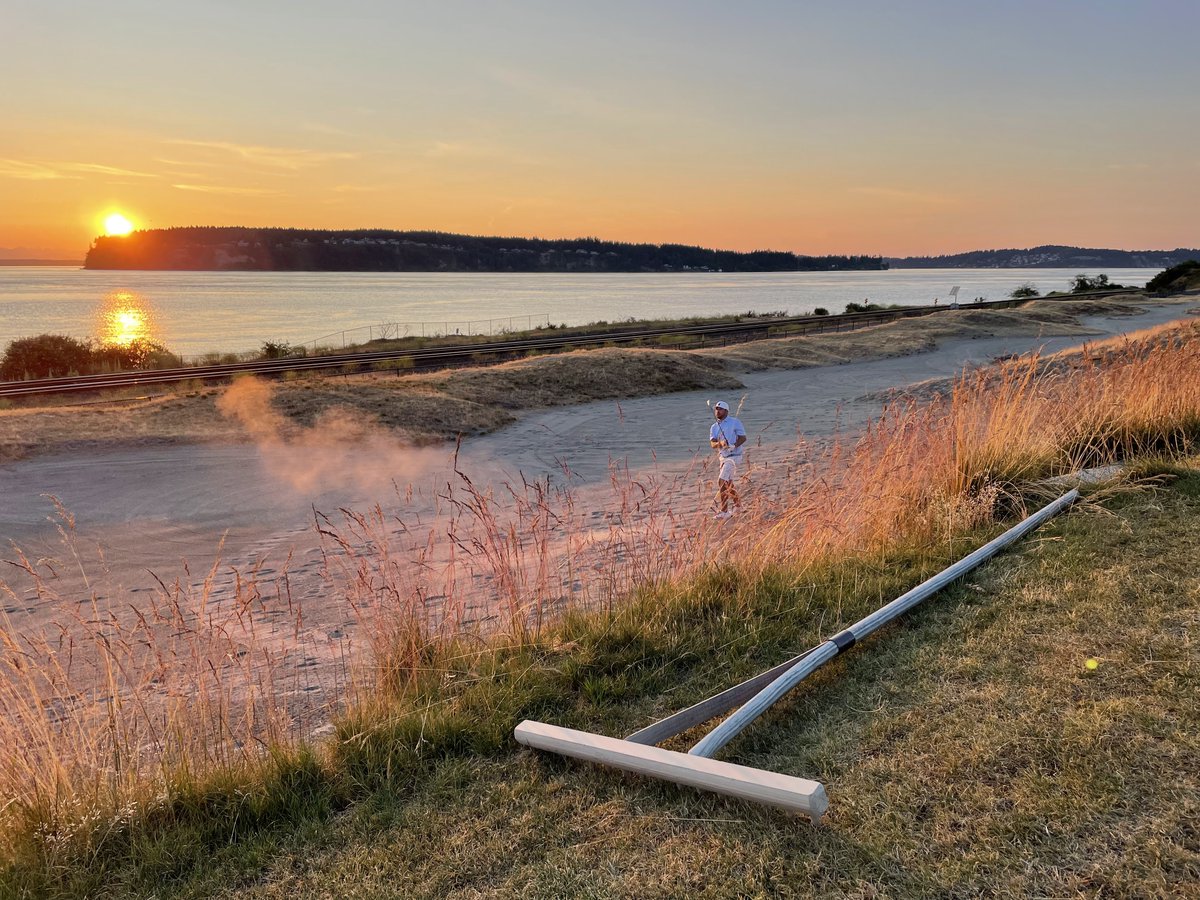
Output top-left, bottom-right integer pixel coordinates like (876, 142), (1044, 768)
(710, 415), (746, 458)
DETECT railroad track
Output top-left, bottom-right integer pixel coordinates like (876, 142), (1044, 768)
(0, 290), (1142, 399)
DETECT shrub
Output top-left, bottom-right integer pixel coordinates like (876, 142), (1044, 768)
(91, 338), (174, 372)
(260, 340), (297, 360)
(1, 334), (182, 380)
(813, 307), (830, 316)
(144, 347), (184, 370)
(1010, 282), (1039, 299)
(845, 301), (904, 314)
(1146, 260), (1200, 293)
(1, 334), (93, 380)
(1070, 273), (1135, 293)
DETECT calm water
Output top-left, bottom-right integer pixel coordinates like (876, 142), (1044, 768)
(0, 267), (1160, 360)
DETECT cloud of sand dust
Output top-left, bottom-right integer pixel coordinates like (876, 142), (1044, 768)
(216, 377), (449, 496)
(216, 377), (289, 443)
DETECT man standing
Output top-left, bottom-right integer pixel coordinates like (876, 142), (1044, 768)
(709, 400), (746, 520)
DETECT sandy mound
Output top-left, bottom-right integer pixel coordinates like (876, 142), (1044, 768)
(701, 298), (1131, 371)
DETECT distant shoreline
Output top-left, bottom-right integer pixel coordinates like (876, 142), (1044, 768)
(83, 227), (887, 273)
(0, 259), (82, 267)
(888, 244), (1199, 269)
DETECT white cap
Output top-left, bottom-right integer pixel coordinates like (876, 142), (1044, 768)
(714, 400), (729, 410)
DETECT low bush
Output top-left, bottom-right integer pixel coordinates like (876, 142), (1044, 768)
(1, 334), (92, 380)
(1, 334), (180, 380)
(1070, 273), (1136, 293)
(1146, 259), (1200, 293)
(260, 340), (300, 360)
(845, 301), (906, 314)
(91, 338), (177, 372)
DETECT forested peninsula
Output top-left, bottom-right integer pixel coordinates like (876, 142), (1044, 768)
(84, 228), (886, 272)
(888, 245), (1200, 268)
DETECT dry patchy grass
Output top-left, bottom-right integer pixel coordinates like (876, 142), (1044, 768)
(704, 297), (1152, 371)
(0, 385), (234, 461)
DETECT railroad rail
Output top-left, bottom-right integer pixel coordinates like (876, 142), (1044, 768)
(0, 289), (1143, 399)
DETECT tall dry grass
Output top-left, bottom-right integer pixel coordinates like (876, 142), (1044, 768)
(0, 515), (346, 858)
(741, 322), (1200, 568)
(0, 320), (1197, 860)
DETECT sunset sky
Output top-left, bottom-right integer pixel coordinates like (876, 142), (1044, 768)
(3, 0), (1197, 259)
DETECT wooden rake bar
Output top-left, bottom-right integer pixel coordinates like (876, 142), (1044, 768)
(515, 489), (1080, 821)
(515, 721), (829, 820)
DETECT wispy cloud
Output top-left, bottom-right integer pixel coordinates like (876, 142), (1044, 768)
(0, 159), (77, 180)
(167, 139), (359, 170)
(172, 183), (281, 195)
(58, 162), (158, 178)
(154, 156), (222, 168)
(0, 158), (159, 180)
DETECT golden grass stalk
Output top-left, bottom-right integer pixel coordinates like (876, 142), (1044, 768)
(0, 523), (344, 857)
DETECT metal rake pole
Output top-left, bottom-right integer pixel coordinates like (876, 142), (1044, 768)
(689, 489), (1081, 758)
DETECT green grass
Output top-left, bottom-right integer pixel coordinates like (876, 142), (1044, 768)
(6, 465), (1197, 898)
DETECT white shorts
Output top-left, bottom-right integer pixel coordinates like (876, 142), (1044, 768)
(718, 455), (739, 482)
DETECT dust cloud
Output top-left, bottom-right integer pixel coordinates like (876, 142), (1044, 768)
(216, 377), (448, 496)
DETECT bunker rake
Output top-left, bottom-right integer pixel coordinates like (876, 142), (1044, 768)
(516, 489), (1080, 822)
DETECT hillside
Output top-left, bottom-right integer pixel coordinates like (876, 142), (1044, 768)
(84, 227), (886, 273)
(888, 244), (1200, 269)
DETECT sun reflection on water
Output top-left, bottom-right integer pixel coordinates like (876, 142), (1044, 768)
(98, 291), (160, 347)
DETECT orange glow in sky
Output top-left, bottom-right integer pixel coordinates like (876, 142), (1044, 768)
(2, 4), (1198, 260)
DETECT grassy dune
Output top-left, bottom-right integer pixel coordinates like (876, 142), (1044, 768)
(1, 313), (1198, 897)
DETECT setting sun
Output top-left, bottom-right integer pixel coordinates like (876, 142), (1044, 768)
(104, 212), (134, 236)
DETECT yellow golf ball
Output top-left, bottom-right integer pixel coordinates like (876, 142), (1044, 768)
(1085, 658), (1099, 671)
